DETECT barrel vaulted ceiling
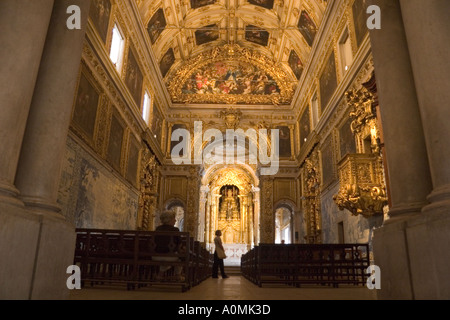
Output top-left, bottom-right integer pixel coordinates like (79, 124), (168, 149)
(135, 0), (327, 106)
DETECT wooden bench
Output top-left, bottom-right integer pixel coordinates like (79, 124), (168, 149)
(241, 243), (370, 288)
(74, 228), (212, 292)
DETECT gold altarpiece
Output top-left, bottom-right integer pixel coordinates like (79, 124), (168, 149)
(333, 73), (388, 218)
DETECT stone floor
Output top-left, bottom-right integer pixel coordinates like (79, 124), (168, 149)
(69, 275), (378, 300)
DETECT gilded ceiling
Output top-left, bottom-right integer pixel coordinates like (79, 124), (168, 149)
(135, 0), (327, 106)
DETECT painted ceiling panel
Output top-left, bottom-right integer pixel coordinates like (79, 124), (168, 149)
(136, 0), (327, 106)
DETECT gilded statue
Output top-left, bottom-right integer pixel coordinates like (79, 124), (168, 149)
(219, 187), (240, 220)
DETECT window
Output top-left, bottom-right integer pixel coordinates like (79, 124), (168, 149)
(109, 24), (125, 70)
(142, 91), (151, 124)
(339, 28), (353, 75)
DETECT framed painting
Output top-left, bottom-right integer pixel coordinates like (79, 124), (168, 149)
(248, 0), (274, 10)
(352, 0), (368, 48)
(298, 11), (317, 47)
(276, 126), (292, 158)
(170, 123), (188, 156)
(89, 0), (111, 43)
(124, 47), (144, 107)
(339, 117), (356, 159)
(245, 25), (269, 47)
(147, 8), (166, 45)
(181, 61), (280, 96)
(319, 51), (338, 111)
(107, 113), (125, 172)
(299, 106), (311, 148)
(321, 135), (334, 187)
(160, 48), (175, 78)
(195, 24), (219, 45)
(190, 0), (216, 9)
(72, 72), (100, 140)
(126, 136), (140, 188)
(289, 50), (304, 80)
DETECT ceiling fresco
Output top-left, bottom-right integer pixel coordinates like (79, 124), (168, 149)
(168, 44), (294, 105)
(135, 0), (327, 106)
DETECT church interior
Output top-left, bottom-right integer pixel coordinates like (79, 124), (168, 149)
(1, 0), (450, 300)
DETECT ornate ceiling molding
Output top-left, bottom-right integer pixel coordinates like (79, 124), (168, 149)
(166, 44), (296, 105)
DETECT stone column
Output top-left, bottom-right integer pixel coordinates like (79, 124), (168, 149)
(399, 0), (450, 299)
(368, 0), (450, 299)
(239, 195), (245, 243)
(243, 195), (249, 244)
(400, 0), (450, 211)
(0, 0), (55, 300)
(205, 194), (211, 248)
(366, 0), (435, 300)
(252, 186), (260, 245)
(16, 0), (90, 213)
(247, 193), (253, 247)
(367, 0), (432, 218)
(198, 185), (209, 243)
(212, 193), (219, 238)
(13, 0), (90, 300)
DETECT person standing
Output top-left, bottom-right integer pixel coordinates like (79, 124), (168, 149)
(212, 230), (229, 279)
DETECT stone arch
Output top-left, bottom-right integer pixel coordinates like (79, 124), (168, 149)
(274, 200), (296, 244)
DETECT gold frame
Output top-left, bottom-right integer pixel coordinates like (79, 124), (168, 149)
(167, 44), (296, 105)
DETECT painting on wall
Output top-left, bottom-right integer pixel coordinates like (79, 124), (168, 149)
(124, 47), (144, 107)
(321, 136), (334, 187)
(190, 0), (216, 9)
(126, 137), (140, 188)
(288, 50), (304, 80)
(299, 106), (311, 148)
(181, 61), (280, 96)
(170, 123), (188, 156)
(107, 113), (125, 172)
(147, 8), (166, 44)
(195, 24), (219, 45)
(151, 103), (163, 144)
(339, 117), (356, 159)
(245, 25), (270, 47)
(298, 10), (317, 47)
(352, 0), (368, 48)
(160, 48), (176, 78)
(320, 51), (338, 111)
(89, 0), (111, 43)
(72, 72), (100, 140)
(59, 136), (139, 230)
(248, 0), (274, 10)
(276, 126), (292, 158)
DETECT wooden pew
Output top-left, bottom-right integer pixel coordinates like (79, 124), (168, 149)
(241, 243), (370, 288)
(74, 228), (212, 292)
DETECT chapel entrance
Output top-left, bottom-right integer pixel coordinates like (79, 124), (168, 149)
(200, 165), (260, 266)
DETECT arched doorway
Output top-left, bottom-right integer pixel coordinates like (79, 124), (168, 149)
(200, 164), (260, 266)
(274, 206), (293, 244)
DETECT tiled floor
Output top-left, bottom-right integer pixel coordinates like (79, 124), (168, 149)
(69, 275), (378, 300)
